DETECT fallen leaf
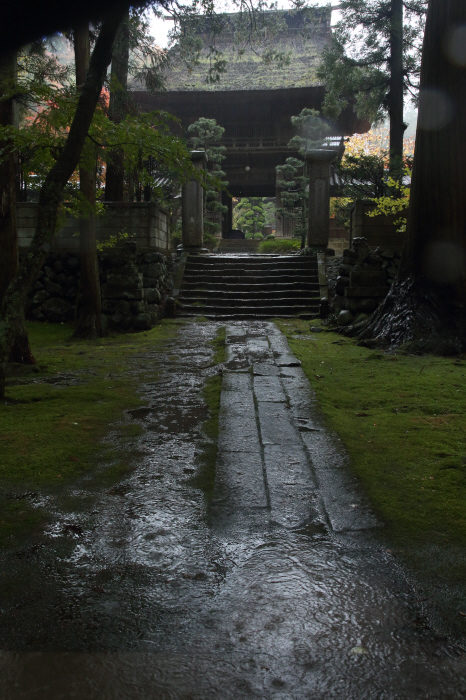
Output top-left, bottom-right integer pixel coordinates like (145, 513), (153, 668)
(70, 456), (79, 462)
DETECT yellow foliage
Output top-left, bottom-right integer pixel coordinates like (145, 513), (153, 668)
(345, 126), (415, 159)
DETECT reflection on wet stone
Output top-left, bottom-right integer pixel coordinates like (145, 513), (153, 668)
(1, 321), (466, 698)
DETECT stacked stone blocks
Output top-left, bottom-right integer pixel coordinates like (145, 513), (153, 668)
(332, 237), (401, 324)
(25, 243), (173, 331)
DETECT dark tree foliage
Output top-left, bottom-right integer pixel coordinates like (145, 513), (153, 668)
(0, 8), (128, 398)
(0, 52), (35, 364)
(318, 0), (427, 175)
(73, 23), (103, 339)
(353, 0), (466, 354)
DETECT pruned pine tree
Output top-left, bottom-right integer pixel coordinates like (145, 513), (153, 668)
(276, 158), (308, 248)
(235, 198), (266, 239)
(317, 0), (427, 177)
(355, 0), (466, 354)
(187, 117), (228, 237)
(276, 108), (331, 248)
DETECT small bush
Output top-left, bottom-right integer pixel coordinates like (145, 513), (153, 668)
(170, 231), (182, 251)
(257, 239), (300, 254)
(203, 232), (219, 251)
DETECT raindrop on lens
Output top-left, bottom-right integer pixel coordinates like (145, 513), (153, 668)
(417, 89), (453, 131)
(446, 25), (466, 67)
(423, 241), (466, 284)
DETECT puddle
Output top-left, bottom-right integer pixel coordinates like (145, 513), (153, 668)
(128, 403), (208, 434)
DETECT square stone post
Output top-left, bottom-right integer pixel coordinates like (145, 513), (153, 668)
(305, 149), (338, 250)
(182, 151), (207, 252)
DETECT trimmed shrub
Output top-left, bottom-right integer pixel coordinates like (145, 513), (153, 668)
(257, 239), (301, 254)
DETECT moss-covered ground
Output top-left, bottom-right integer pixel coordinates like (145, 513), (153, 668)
(276, 318), (466, 638)
(0, 320), (183, 545)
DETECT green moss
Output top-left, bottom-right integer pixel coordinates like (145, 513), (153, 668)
(276, 319), (466, 632)
(165, 20), (327, 92)
(211, 326), (227, 364)
(277, 319), (466, 547)
(0, 320), (180, 492)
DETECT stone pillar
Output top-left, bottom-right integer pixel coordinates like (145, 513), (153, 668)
(182, 151), (206, 251)
(305, 149), (338, 250)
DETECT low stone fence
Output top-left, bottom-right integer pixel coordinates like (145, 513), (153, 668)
(350, 200), (406, 252)
(24, 242), (174, 331)
(17, 202), (170, 253)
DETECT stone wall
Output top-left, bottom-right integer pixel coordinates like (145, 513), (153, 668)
(350, 200), (406, 251)
(25, 243), (174, 331)
(330, 237), (401, 325)
(17, 202), (170, 253)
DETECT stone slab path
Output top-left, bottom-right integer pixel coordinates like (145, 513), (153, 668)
(214, 322), (378, 533)
(2, 320), (466, 699)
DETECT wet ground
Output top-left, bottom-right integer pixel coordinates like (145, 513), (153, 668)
(1, 320), (466, 699)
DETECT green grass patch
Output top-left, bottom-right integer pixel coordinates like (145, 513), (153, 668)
(276, 319), (466, 634)
(211, 326), (227, 365)
(257, 239), (300, 254)
(1, 320), (181, 490)
(276, 319), (466, 547)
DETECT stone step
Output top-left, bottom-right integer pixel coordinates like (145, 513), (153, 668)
(186, 255), (316, 264)
(179, 296), (319, 309)
(186, 256), (316, 266)
(185, 264), (317, 274)
(179, 304), (319, 317)
(183, 274), (318, 285)
(217, 240), (261, 252)
(180, 289), (319, 301)
(181, 282), (320, 293)
(179, 253), (322, 320)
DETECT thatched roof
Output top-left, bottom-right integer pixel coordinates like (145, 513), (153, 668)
(163, 7), (331, 92)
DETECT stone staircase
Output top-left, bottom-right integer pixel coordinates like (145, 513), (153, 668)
(178, 254), (321, 319)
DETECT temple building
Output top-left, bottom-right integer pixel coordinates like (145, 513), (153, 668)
(132, 7), (369, 237)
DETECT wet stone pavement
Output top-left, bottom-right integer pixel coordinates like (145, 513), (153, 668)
(1, 320), (466, 699)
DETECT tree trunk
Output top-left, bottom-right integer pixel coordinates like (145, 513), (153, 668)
(389, 0), (404, 177)
(0, 8), (127, 398)
(73, 24), (102, 339)
(104, 11), (130, 202)
(0, 51), (35, 364)
(357, 0), (466, 354)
